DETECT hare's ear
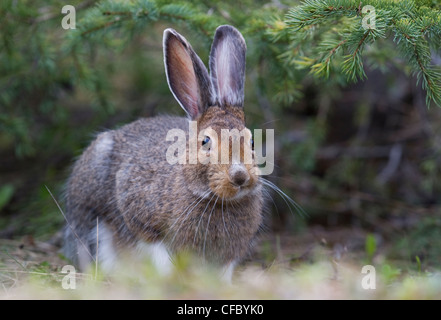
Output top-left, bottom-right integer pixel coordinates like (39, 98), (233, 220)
(164, 28), (212, 119)
(209, 25), (246, 108)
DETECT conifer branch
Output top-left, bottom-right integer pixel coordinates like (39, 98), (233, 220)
(64, 0), (441, 107)
(282, 0), (441, 107)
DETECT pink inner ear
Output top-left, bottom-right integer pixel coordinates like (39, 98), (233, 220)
(167, 37), (200, 118)
(215, 39), (233, 104)
(212, 32), (244, 107)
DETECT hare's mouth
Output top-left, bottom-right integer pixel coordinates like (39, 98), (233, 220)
(229, 185), (257, 200)
(210, 180), (258, 200)
(208, 163), (259, 200)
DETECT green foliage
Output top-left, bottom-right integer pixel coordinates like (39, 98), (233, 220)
(0, 185), (15, 212)
(365, 233), (377, 262)
(1, 236), (440, 299)
(381, 264), (402, 283)
(394, 217), (441, 267)
(288, 119), (326, 172)
(281, 0), (441, 106)
(2, 0), (439, 166)
(415, 255), (422, 273)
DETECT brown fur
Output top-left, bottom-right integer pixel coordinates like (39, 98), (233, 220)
(63, 26), (265, 271)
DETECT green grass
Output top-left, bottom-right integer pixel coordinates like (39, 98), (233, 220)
(1, 235), (440, 300)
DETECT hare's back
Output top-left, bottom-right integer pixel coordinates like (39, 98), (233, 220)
(114, 115), (188, 163)
(124, 115), (188, 136)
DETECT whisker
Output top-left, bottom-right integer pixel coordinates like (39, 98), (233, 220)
(166, 190), (211, 247)
(221, 196), (229, 238)
(226, 200), (239, 235)
(203, 196), (219, 260)
(260, 178), (308, 218)
(262, 187), (280, 219)
(45, 185), (96, 263)
(257, 118), (281, 127)
(193, 193), (216, 248)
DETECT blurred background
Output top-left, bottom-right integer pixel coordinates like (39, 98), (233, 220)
(1, 0), (441, 273)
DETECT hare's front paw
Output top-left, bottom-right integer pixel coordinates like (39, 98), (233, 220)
(135, 241), (173, 275)
(220, 261), (236, 284)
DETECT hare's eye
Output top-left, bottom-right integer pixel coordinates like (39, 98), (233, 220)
(202, 136), (211, 150)
(202, 136), (210, 146)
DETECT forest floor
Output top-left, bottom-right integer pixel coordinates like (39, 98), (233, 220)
(1, 226), (440, 299)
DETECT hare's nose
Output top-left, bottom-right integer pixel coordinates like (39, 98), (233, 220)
(230, 164), (250, 187)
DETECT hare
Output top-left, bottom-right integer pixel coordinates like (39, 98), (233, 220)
(63, 25), (265, 280)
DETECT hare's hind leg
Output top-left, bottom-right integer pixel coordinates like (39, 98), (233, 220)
(220, 261), (236, 284)
(63, 224), (96, 272)
(63, 220), (119, 273)
(92, 221), (118, 273)
(135, 242), (173, 275)
(64, 130), (117, 272)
